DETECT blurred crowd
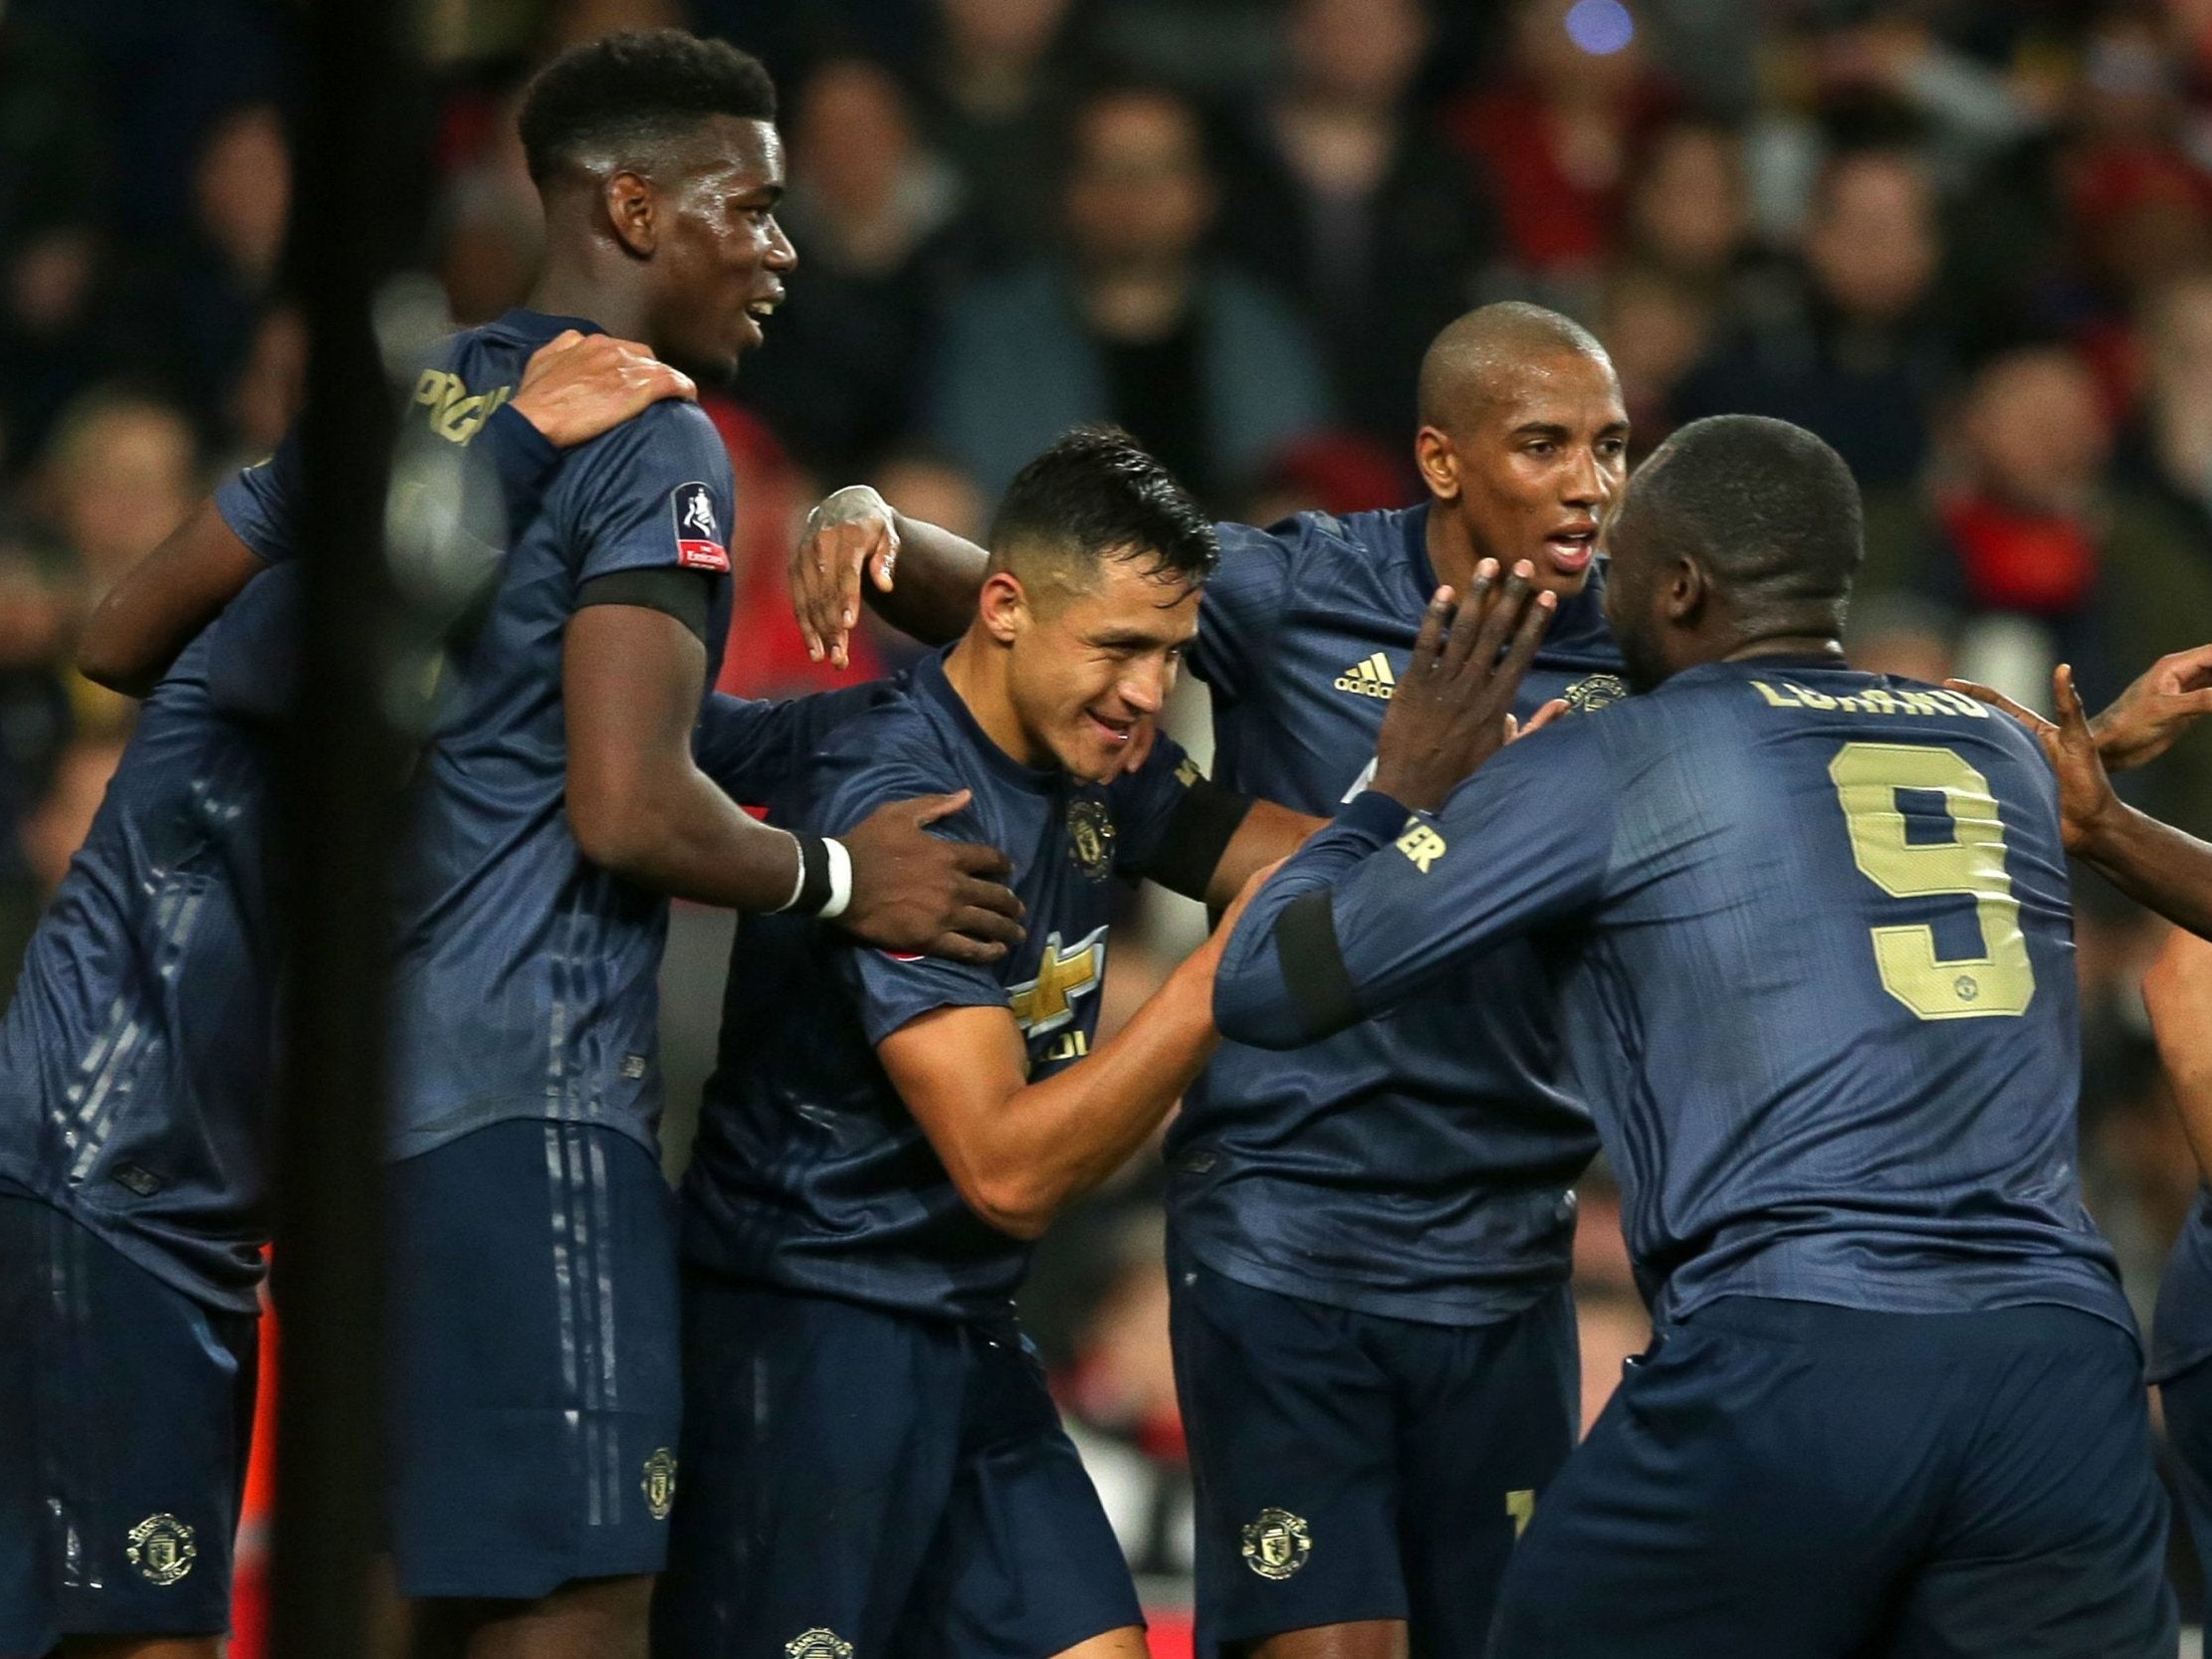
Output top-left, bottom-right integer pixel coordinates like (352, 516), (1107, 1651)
(10, 0), (2212, 1605)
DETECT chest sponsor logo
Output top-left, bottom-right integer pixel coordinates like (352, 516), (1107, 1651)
(1563, 672), (1628, 713)
(642, 1448), (678, 1520)
(126, 1513), (197, 1585)
(1067, 796), (1115, 880)
(785, 1631), (855, 1659)
(1334, 652), (1397, 700)
(1240, 1507), (1312, 1579)
(1009, 926), (1107, 1045)
(671, 481), (730, 572)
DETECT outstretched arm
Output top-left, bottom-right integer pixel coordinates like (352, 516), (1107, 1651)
(879, 865), (1273, 1239)
(1214, 571), (1592, 1047)
(791, 485), (987, 666)
(1955, 664), (2212, 939)
(80, 330), (696, 696)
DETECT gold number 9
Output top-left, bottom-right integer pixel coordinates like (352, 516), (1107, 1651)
(1827, 742), (2036, 1020)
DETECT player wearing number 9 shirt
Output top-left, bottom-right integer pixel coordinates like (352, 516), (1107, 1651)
(1215, 414), (2175, 1658)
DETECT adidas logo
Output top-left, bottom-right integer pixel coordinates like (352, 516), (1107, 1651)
(1333, 653), (1397, 699)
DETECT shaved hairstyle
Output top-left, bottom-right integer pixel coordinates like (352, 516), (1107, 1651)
(1626, 414), (1863, 611)
(1417, 303), (1612, 429)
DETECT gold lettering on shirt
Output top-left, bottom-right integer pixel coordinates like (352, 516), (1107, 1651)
(1747, 681), (1989, 720)
(1395, 821), (1447, 874)
(412, 368), (515, 445)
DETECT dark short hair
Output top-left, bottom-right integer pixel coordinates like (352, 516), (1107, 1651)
(1627, 414), (1863, 605)
(989, 427), (1218, 593)
(518, 30), (777, 185)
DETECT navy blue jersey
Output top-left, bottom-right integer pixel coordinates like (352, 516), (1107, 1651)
(2153, 1192), (2212, 1382)
(1217, 660), (2132, 1336)
(1169, 504), (1615, 1324)
(682, 648), (1202, 1324)
(0, 618), (280, 1313)
(217, 309), (739, 1162)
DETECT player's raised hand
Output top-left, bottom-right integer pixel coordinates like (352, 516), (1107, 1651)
(838, 789), (1027, 963)
(509, 329), (696, 447)
(793, 485), (900, 669)
(1950, 665), (2121, 854)
(2085, 643), (2212, 771)
(1369, 560), (1557, 812)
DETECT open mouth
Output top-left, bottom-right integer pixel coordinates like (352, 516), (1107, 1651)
(1085, 709), (1137, 746)
(742, 293), (782, 344)
(1543, 526), (1600, 573)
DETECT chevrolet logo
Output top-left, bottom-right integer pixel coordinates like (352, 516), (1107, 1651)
(1334, 652), (1396, 699)
(1008, 926), (1107, 1038)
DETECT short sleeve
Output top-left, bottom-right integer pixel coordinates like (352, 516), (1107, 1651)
(1106, 728), (1200, 875)
(808, 746), (1011, 1045)
(214, 431), (306, 564)
(1189, 519), (1296, 699)
(552, 401), (737, 589)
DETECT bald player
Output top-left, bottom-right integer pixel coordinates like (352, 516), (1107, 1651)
(792, 303), (1627, 1659)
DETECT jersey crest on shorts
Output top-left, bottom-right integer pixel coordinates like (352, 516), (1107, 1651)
(642, 1447), (678, 1520)
(785, 1630), (855, 1659)
(672, 481), (730, 572)
(1240, 1506), (1312, 1579)
(125, 1512), (197, 1584)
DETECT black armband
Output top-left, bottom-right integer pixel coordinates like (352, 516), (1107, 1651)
(1136, 776), (1256, 900)
(1275, 889), (1361, 1037)
(575, 567), (713, 643)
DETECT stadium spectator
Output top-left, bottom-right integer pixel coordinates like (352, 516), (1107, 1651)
(1672, 142), (1952, 490)
(2117, 269), (2212, 566)
(911, 0), (1079, 267)
(737, 56), (969, 479)
(1212, 0), (1495, 447)
(924, 83), (1333, 507)
(1445, 0), (1674, 307)
(1861, 342), (2212, 831)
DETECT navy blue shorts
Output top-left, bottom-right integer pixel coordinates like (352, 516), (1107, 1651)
(1492, 1296), (2175, 1658)
(0, 1192), (258, 1652)
(386, 1120), (681, 1600)
(650, 1272), (1143, 1659)
(1168, 1246), (1578, 1658)
(2160, 1355), (2212, 1627)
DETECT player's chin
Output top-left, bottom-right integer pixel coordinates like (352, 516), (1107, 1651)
(1063, 718), (1134, 782)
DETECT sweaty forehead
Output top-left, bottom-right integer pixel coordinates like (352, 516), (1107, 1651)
(654, 114), (784, 195)
(1442, 347), (1623, 435)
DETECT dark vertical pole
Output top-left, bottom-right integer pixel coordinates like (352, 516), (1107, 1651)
(270, 0), (423, 1653)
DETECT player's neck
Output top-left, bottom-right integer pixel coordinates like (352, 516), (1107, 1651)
(1721, 633), (1847, 668)
(943, 634), (1053, 771)
(1424, 507), (1478, 596)
(525, 257), (651, 346)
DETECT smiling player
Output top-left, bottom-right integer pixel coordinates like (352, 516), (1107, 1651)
(790, 303), (1627, 1657)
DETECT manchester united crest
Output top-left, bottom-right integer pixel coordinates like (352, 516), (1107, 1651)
(785, 1629), (855, 1659)
(1067, 797), (1115, 880)
(642, 1448), (678, 1520)
(1563, 672), (1628, 714)
(1240, 1507), (1312, 1580)
(125, 1513), (197, 1585)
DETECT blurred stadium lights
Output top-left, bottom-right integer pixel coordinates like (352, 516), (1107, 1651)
(1565, 0), (1637, 57)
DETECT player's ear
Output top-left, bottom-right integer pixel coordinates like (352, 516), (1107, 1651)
(603, 169), (658, 258)
(1664, 554), (1706, 625)
(1414, 426), (1459, 501)
(978, 570), (1027, 645)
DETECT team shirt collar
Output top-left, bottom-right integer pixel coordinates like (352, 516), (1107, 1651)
(912, 647), (1064, 798)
